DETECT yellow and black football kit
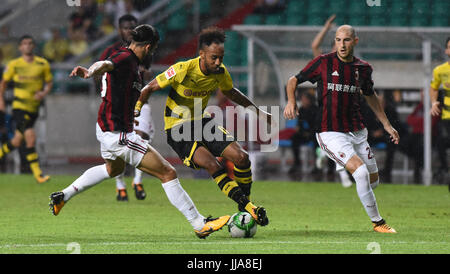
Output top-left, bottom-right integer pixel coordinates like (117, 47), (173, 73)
(431, 61), (450, 120)
(3, 56), (53, 114)
(157, 57), (254, 210)
(0, 55), (52, 183)
(156, 56), (234, 166)
(430, 61), (450, 173)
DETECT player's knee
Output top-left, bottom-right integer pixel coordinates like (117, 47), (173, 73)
(161, 164), (177, 181)
(233, 150), (250, 167)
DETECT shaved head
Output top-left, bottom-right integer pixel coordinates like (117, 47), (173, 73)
(334, 25), (358, 62)
(336, 25), (356, 38)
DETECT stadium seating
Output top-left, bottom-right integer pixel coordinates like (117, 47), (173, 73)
(167, 9), (188, 31)
(246, 0), (449, 27)
(244, 14), (264, 25)
(390, 0), (410, 12)
(265, 14), (285, 25)
(224, 31), (242, 66)
(389, 13), (409, 26)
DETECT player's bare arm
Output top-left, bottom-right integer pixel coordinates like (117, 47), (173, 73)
(429, 87), (441, 117)
(364, 93), (400, 144)
(283, 76), (299, 119)
(311, 14), (336, 57)
(222, 87), (272, 125)
(69, 61), (114, 79)
(135, 78), (161, 117)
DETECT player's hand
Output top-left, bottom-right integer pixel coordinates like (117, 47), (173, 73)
(283, 101), (299, 120)
(69, 66), (89, 78)
(384, 125), (400, 145)
(34, 91), (46, 101)
(134, 101), (143, 117)
(325, 14), (336, 28)
(431, 101), (441, 117)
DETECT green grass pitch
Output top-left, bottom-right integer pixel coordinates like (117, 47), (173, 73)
(0, 174), (448, 254)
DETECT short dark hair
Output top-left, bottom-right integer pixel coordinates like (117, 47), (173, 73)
(119, 14), (138, 26)
(198, 26), (226, 49)
(19, 35), (34, 45)
(131, 24), (159, 47)
(446, 37), (450, 48)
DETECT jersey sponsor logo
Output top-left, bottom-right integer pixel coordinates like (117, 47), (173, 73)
(327, 83), (360, 93)
(332, 71), (339, 77)
(165, 67), (176, 80)
(183, 89), (213, 97)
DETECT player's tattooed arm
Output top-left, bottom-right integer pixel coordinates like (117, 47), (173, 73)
(222, 87), (273, 125)
(221, 87), (254, 108)
(69, 61), (114, 79)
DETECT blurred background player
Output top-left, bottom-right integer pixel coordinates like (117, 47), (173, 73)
(135, 26), (270, 226)
(97, 14), (155, 201)
(284, 25), (399, 233)
(50, 25), (230, 239)
(429, 37), (450, 188)
(0, 35), (53, 183)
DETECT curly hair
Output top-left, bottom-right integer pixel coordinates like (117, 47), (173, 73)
(198, 26), (226, 49)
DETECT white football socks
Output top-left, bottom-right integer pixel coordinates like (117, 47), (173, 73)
(133, 168), (143, 184)
(62, 164), (111, 202)
(162, 178), (205, 231)
(352, 164), (382, 223)
(115, 172), (126, 190)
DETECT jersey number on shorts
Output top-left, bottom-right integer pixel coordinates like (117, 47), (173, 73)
(366, 146), (374, 160)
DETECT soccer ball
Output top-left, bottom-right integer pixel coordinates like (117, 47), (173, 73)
(227, 212), (257, 238)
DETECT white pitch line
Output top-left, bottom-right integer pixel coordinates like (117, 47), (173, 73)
(0, 240), (448, 249)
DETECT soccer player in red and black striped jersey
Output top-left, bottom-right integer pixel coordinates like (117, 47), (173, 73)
(98, 14), (153, 201)
(49, 25), (230, 239)
(284, 25), (399, 233)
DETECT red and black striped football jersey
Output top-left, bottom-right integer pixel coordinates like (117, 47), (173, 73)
(99, 41), (126, 61)
(97, 48), (142, 133)
(295, 52), (375, 133)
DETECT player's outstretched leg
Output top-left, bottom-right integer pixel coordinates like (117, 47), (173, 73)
(211, 167), (268, 226)
(233, 163), (253, 210)
(138, 145), (230, 238)
(49, 163), (115, 216)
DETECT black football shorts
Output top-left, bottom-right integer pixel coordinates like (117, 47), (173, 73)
(12, 109), (38, 134)
(166, 117), (235, 169)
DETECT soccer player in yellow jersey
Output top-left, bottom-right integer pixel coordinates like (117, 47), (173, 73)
(135, 27), (271, 226)
(0, 35), (53, 183)
(430, 37), (450, 186)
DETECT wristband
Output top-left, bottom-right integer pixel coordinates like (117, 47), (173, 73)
(135, 101), (143, 111)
